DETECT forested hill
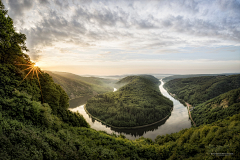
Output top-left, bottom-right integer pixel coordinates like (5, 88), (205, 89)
(191, 88), (240, 126)
(115, 75), (160, 88)
(86, 75), (173, 127)
(162, 73), (238, 82)
(164, 74), (240, 106)
(46, 71), (116, 100)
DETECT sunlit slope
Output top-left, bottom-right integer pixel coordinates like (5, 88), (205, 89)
(86, 75), (173, 127)
(46, 71), (116, 100)
(191, 88), (240, 126)
(164, 74), (240, 106)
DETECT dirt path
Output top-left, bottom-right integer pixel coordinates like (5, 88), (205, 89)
(185, 102), (196, 127)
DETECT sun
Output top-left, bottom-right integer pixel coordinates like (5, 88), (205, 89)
(16, 61), (44, 103)
(34, 63), (39, 67)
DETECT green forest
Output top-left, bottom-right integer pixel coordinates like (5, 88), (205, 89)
(191, 88), (240, 126)
(164, 75), (240, 126)
(86, 75), (173, 127)
(164, 75), (240, 106)
(163, 74), (227, 82)
(46, 71), (116, 100)
(1, 1), (240, 159)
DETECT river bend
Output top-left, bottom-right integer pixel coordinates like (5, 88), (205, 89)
(69, 79), (191, 140)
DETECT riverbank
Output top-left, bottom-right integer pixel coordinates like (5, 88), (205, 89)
(163, 86), (196, 127)
(84, 104), (173, 129)
(85, 75), (173, 128)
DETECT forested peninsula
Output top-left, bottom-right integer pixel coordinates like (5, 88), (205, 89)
(85, 75), (173, 127)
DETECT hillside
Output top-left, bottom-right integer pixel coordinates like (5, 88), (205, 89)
(49, 71), (117, 86)
(164, 74), (240, 106)
(191, 88), (240, 126)
(46, 71), (116, 100)
(162, 73), (238, 82)
(86, 75), (173, 127)
(154, 113), (240, 159)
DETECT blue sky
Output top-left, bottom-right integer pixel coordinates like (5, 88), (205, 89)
(3, 0), (240, 75)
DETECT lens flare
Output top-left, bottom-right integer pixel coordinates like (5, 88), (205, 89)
(16, 61), (44, 103)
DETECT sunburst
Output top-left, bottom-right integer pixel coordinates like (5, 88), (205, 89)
(16, 61), (44, 103)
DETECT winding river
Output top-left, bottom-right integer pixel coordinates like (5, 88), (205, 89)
(69, 79), (191, 140)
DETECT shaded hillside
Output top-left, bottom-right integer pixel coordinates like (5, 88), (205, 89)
(162, 73), (238, 82)
(191, 88), (240, 126)
(86, 75), (173, 127)
(46, 71), (116, 100)
(164, 74), (240, 106)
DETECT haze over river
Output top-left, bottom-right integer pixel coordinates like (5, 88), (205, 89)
(69, 79), (191, 140)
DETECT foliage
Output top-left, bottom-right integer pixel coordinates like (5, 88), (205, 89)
(162, 73), (236, 82)
(191, 88), (240, 126)
(0, 1), (28, 64)
(154, 113), (240, 159)
(86, 75), (173, 127)
(0, 64), (89, 128)
(164, 75), (240, 106)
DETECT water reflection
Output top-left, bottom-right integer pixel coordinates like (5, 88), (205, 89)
(69, 79), (191, 140)
(69, 95), (93, 108)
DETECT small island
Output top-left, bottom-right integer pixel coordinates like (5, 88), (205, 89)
(85, 75), (173, 127)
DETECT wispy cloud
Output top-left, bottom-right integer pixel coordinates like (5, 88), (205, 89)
(2, 0), (240, 74)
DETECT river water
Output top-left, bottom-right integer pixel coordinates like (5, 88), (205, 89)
(69, 79), (191, 141)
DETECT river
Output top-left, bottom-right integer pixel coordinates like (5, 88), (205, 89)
(69, 79), (191, 141)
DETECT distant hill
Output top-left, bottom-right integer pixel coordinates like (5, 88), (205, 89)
(49, 71), (117, 86)
(46, 71), (117, 100)
(164, 74), (240, 106)
(191, 88), (240, 126)
(86, 75), (173, 127)
(162, 73), (239, 82)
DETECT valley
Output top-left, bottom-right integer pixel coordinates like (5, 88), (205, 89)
(1, 1), (240, 159)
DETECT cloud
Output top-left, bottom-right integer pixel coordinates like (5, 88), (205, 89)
(30, 49), (42, 61)
(38, 0), (49, 5)
(4, 0), (34, 19)
(2, 0), (239, 65)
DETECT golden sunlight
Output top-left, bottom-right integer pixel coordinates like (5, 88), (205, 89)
(34, 63), (39, 67)
(16, 61), (44, 103)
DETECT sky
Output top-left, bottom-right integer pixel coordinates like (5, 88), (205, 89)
(2, 0), (240, 75)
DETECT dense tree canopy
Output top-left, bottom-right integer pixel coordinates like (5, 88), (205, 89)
(0, 1), (28, 64)
(86, 75), (173, 127)
(164, 75), (240, 106)
(191, 88), (240, 126)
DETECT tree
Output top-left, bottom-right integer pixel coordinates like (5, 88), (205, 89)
(0, 0), (28, 64)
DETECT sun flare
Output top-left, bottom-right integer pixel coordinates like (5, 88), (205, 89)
(16, 61), (44, 103)
(34, 63), (38, 67)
